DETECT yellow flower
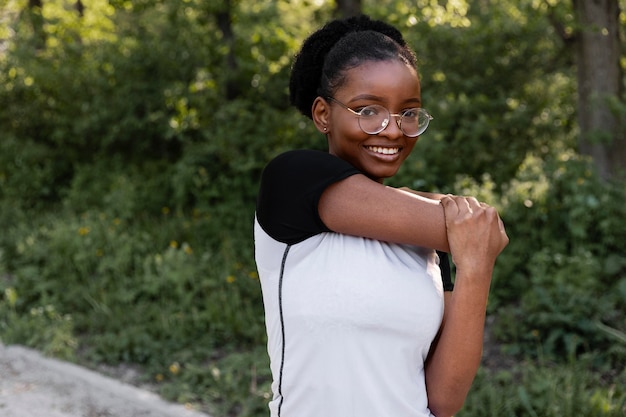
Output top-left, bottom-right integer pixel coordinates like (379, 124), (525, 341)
(226, 275), (236, 284)
(169, 240), (178, 249)
(78, 227), (90, 236)
(155, 373), (164, 382)
(169, 362), (180, 375)
(183, 243), (193, 255)
(248, 271), (259, 280)
(162, 206), (170, 215)
(112, 218), (121, 226)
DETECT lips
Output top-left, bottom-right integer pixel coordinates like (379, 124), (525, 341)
(366, 146), (400, 155)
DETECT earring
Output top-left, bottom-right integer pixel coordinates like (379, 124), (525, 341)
(323, 127), (328, 132)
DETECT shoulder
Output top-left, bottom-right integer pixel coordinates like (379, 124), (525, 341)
(256, 150), (361, 244)
(261, 149), (360, 193)
(264, 149), (352, 174)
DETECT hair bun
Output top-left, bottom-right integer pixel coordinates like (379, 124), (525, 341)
(289, 15), (409, 118)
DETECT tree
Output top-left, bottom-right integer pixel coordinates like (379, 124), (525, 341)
(25, 0), (46, 50)
(213, 0), (240, 100)
(572, 0), (625, 180)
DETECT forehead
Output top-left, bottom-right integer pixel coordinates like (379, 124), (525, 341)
(337, 59), (421, 101)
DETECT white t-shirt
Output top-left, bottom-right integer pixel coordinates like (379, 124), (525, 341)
(255, 150), (451, 417)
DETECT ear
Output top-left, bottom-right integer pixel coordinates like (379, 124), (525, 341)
(311, 97), (330, 134)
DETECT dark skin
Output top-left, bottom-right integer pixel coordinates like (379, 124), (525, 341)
(314, 60), (422, 183)
(311, 59), (509, 417)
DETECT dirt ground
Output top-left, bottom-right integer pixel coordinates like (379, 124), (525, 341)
(0, 343), (212, 417)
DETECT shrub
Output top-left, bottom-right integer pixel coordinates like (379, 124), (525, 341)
(490, 151), (626, 367)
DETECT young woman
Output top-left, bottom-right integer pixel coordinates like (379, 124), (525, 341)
(254, 15), (509, 417)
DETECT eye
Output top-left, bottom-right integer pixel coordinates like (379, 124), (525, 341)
(358, 105), (383, 117)
(401, 108), (420, 119)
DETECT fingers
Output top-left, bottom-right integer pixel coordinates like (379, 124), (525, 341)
(441, 195), (484, 223)
(440, 195), (509, 263)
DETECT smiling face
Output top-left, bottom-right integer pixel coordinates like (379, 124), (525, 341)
(312, 59), (422, 183)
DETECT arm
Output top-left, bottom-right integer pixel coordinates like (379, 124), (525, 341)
(398, 186), (448, 201)
(425, 196), (509, 417)
(318, 174), (450, 252)
(320, 176), (508, 416)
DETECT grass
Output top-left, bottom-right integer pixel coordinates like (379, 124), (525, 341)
(459, 361), (626, 417)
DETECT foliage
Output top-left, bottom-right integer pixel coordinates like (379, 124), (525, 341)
(0, 0), (625, 416)
(459, 362), (626, 417)
(386, 0), (577, 192)
(1, 300), (77, 361)
(489, 152), (626, 367)
(157, 346), (272, 417)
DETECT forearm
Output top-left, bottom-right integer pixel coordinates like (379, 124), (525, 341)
(425, 267), (493, 417)
(319, 175), (450, 252)
(398, 187), (447, 201)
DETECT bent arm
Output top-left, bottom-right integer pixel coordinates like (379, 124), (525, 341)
(320, 176), (508, 417)
(425, 196), (509, 417)
(318, 174), (450, 252)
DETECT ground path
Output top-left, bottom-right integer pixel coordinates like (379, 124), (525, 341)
(0, 343), (212, 417)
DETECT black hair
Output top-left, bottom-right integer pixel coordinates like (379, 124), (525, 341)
(289, 15), (418, 119)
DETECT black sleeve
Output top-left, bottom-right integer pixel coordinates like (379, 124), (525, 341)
(437, 251), (454, 292)
(256, 149), (361, 244)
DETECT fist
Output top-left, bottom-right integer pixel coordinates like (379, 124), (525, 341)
(440, 195), (509, 273)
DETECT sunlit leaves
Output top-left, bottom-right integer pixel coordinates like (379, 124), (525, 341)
(416, 0), (471, 27)
(36, 0), (117, 48)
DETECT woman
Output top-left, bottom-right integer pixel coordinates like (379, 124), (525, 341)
(254, 15), (508, 417)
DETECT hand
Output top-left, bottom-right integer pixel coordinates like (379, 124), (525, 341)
(440, 195), (509, 274)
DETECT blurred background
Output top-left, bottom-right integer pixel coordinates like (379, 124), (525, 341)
(0, 0), (625, 416)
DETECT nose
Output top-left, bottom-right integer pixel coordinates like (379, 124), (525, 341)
(379, 115), (404, 138)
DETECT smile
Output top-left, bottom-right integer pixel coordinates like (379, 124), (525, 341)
(366, 146), (400, 155)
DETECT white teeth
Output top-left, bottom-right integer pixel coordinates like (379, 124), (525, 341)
(367, 146), (399, 155)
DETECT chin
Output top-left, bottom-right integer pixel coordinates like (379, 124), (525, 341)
(367, 168), (400, 182)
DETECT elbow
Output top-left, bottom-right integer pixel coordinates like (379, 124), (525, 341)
(428, 398), (465, 417)
(428, 387), (469, 417)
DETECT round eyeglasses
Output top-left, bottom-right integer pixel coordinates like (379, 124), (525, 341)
(327, 97), (433, 138)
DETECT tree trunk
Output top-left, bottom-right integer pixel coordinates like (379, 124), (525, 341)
(26, 0), (46, 50)
(75, 0), (84, 17)
(335, 0), (362, 18)
(573, 0), (625, 180)
(215, 0), (240, 100)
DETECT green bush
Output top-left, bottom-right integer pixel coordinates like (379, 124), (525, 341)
(0, 205), (264, 363)
(490, 152), (626, 367)
(1, 295), (77, 361)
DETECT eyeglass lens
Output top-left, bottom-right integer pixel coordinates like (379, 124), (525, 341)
(359, 105), (429, 137)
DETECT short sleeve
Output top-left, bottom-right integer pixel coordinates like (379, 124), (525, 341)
(256, 150), (361, 244)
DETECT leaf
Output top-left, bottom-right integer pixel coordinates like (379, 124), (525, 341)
(595, 321), (626, 345)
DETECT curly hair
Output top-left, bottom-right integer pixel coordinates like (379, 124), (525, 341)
(289, 15), (418, 119)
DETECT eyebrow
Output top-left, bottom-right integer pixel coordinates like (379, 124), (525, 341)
(349, 94), (422, 106)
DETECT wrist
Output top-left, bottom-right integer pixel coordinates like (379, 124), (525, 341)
(452, 265), (494, 293)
